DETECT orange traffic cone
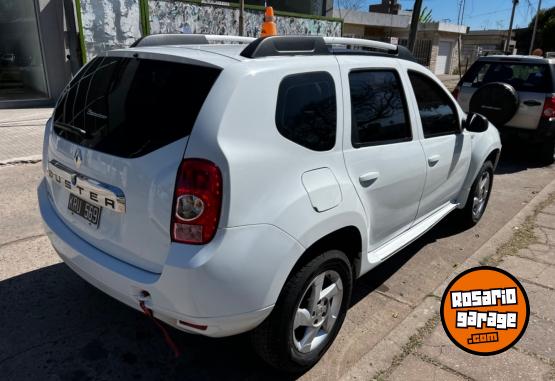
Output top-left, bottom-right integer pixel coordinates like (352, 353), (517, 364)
(260, 6), (277, 37)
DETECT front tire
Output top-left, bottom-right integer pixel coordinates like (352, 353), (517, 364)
(458, 161), (494, 227)
(251, 250), (353, 373)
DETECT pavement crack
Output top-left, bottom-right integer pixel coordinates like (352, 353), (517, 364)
(0, 159), (42, 167)
(375, 290), (415, 308)
(514, 253), (555, 267)
(0, 234), (47, 249)
(512, 346), (555, 367)
(530, 311), (555, 324)
(521, 278), (555, 292)
(373, 314), (440, 380)
(413, 352), (476, 381)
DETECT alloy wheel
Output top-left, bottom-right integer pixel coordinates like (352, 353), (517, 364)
(292, 270), (344, 354)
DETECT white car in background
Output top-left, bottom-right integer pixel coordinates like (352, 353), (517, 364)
(38, 34), (501, 372)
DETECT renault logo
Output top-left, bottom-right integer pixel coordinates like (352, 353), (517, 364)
(74, 149), (82, 169)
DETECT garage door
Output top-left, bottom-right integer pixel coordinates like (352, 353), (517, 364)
(435, 41), (452, 74)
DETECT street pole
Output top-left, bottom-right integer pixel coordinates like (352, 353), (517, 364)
(529, 0), (542, 54)
(408, 0), (424, 53)
(505, 0), (519, 53)
(239, 0), (245, 36)
(457, 0), (467, 79)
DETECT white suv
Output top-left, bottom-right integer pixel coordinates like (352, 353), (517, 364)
(38, 35), (501, 372)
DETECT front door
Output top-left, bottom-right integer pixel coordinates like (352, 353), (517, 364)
(338, 57), (427, 252)
(405, 69), (472, 219)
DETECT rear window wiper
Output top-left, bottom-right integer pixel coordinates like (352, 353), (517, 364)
(54, 121), (89, 137)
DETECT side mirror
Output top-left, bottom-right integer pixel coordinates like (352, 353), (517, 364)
(464, 113), (489, 133)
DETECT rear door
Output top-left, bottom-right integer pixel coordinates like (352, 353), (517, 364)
(339, 56), (427, 252)
(45, 54), (222, 273)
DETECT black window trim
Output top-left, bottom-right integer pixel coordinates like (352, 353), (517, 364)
(408, 69), (462, 139)
(275, 70), (338, 152)
(348, 68), (413, 149)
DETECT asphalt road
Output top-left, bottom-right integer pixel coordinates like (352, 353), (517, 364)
(0, 147), (554, 381)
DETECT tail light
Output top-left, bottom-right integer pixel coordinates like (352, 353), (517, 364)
(452, 86), (460, 101)
(171, 159), (222, 245)
(542, 95), (555, 120)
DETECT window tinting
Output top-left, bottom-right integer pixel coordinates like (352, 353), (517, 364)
(349, 70), (411, 147)
(408, 71), (460, 138)
(54, 57), (221, 158)
(275, 72), (337, 151)
(462, 62), (552, 93)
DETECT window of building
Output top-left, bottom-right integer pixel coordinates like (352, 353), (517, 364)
(349, 70), (411, 147)
(275, 71), (337, 151)
(0, 0), (48, 102)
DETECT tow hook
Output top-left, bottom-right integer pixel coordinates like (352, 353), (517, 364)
(137, 291), (181, 358)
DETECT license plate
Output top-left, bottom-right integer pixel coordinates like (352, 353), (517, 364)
(68, 193), (102, 228)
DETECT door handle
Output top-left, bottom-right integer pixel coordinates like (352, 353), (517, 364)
(523, 100), (542, 107)
(359, 172), (380, 187)
(428, 155), (441, 166)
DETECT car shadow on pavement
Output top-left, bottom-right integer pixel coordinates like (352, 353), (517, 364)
(0, 215), (471, 381)
(0, 264), (293, 381)
(494, 142), (554, 175)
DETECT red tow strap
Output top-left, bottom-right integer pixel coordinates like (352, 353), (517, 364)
(139, 300), (181, 358)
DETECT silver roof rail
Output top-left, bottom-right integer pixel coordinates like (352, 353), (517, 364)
(323, 37), (397, 53)
(131, 34), (255, 48)
(205, 35), (256, 44)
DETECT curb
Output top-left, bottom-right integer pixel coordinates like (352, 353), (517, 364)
(341, 177), (555, 380)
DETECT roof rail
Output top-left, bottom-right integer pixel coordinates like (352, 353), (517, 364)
(323, 37), (397, 53)
(240, 35), (418, 63)
(131, 34), (255, 48)
(240, 36), (329, 58)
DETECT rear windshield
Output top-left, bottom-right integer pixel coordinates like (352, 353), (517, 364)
(461, 61), (553, 93)
(53, 56), (221, 158)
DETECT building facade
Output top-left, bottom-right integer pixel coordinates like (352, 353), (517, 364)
(461, 30), (516, 68)
(0, 0), (71, 108)
(336, 7), (468, 75)
(0, 0), (341, 108)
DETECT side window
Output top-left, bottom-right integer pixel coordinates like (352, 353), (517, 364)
(408, 71), (460, 138)
(275, 72), (337, 151)
(349, 70), (411, 147)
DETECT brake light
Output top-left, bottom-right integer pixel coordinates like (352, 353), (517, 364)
(171, 159), (222, 245)
(542, 95), (555, 120)
(452, 86), (460, 100)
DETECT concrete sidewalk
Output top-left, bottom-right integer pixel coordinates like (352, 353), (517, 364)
(437, 74), (461, 92)
(343, 181), (555, 381)
(0, 108), (52, 165)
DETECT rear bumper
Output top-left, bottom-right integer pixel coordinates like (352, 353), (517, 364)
(38, 180), (305, 337)
(500, 119), (555, 143)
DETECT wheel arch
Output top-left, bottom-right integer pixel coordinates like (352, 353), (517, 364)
(456, 128), (501, 208)
(287, 225), (364, 284)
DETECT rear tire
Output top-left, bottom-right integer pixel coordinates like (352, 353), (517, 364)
(251, 250), (353, 373)
(458, 161), (494, 227)
(538, 140), (555, 165)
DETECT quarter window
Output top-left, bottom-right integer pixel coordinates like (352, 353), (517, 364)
(275, 72), (337, 151)
(349, 70), (411, 147)
(408, 71), (460, 138)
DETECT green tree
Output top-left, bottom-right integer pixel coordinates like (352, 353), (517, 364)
(529, 6), (555, 52)
(419, 6), (433, 23)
